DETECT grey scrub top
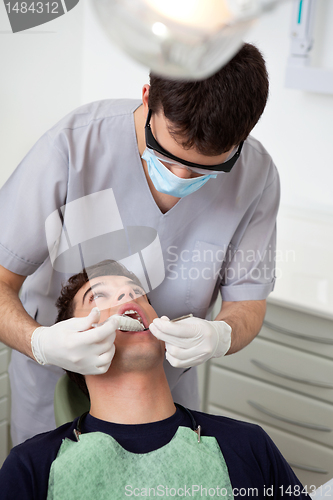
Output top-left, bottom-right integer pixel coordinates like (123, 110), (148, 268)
(0, 99), (280, 444)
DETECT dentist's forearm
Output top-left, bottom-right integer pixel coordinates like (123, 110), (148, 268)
(214, 299), (266, 355)
(0, 266), (38, 359)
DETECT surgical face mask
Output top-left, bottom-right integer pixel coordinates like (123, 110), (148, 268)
(142, 148), (217, 198)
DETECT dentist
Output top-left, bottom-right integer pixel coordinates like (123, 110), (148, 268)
(0, 43), (279, 445)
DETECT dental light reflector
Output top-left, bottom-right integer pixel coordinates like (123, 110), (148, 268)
(92, 0), (282, 79)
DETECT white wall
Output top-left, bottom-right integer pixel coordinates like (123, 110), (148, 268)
(242, 1), (333, 313)
(246, 0), (333, 212)
(0, 0), (150, 187)
(0, 0), (84, 186)
(81, 0), (149, 103)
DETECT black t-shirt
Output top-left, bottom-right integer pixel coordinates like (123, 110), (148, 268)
(0, 406), (310, 499)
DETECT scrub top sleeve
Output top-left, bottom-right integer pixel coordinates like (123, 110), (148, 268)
(221, 166), (280, 302)
(0, 131), (68, 276)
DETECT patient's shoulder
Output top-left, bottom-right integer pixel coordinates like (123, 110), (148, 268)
(10, 419), (77, 467)
(190, 409), (267, 445)
(0, 420), (78, 499)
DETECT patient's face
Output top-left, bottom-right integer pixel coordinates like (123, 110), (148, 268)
(74, 275), (156, 325)
(73, 275), (163, 369)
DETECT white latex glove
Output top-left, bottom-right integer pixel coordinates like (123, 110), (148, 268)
(149, 316), (232, 368)
(31, 307), (119, 375)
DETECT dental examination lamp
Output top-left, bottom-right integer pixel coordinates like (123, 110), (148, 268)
(92, 0), (284, 80)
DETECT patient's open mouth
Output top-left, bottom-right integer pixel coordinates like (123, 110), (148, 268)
(118, 310), (145, 332)
(93, 305), (150, 332)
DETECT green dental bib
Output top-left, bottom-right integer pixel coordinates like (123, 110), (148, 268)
(47, 425), (234, 499)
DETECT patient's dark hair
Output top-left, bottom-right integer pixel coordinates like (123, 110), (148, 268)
(55, 259), (145, 398)
(148, 43), (269, 154)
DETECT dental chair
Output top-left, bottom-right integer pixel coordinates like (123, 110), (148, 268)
(54, 374), (90, 427)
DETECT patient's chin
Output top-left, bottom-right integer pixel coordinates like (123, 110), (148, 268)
(113, 344), (163, 373)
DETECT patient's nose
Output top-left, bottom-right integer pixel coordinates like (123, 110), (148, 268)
(116, 285), (136, 303)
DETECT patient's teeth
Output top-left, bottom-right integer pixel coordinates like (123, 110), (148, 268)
(92, 314), (144, 331)
(117, 315), (144, 332)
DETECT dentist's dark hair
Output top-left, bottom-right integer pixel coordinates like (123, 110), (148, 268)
(148, 43), (269, 155)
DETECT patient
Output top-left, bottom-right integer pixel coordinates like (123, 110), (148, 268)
(0, 260), (310, 499)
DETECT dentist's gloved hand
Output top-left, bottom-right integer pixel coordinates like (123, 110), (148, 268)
(149, 316), (232, 368)
(31, 307), (119, 375)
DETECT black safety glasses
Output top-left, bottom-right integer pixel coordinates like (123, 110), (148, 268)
(145, 109), (243, 173)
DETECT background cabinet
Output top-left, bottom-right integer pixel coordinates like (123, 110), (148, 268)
(202, 299), (333, 488)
